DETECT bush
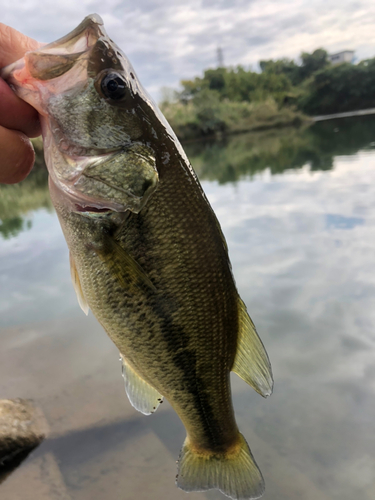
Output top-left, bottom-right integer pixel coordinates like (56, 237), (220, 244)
(161, 92), (307, 141)
(297, 60), (375, 115)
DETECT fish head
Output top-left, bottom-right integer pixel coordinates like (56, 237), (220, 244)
(1, 14), (160, 214)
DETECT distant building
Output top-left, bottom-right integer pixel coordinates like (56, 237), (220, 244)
(328, 50), (355, 65)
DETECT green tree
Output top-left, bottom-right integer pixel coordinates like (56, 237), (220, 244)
(298, 59), (375, 114)
(178, 66), (292, 104)
(260, 58), (301, 85)
(299, 48), (330, 80)
(204, 68), (226, 92)
(179, 77), (207, 103)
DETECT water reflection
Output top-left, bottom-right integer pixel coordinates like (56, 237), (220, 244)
(2, 116), (375, 240)
(0, 146), (51, 240)
(185, 114), (375, 183)
(0, 116), (375, 499)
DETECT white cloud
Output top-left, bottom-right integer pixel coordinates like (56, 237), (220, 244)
(1, 0), (375, 99)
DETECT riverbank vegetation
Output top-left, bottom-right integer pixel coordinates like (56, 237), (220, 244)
(185, 114), (375, 184)
(160, 49), (375, 140)
(2, 115), (375, 241)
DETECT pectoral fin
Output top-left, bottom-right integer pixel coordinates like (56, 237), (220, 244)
(94, 237), (156, 292)
(120, 354), (163, 415)
(69, 252), (89, 315)
(232, 299), (273, 397)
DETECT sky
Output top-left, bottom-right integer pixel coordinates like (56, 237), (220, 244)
(2, 0), (375, 100)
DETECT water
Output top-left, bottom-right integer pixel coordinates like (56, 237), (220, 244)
(1, 116), (375, 499)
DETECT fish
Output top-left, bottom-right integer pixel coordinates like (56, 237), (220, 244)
(1, 15), (273, 500)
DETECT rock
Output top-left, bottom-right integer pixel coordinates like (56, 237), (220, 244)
(0, 399), (48, 467)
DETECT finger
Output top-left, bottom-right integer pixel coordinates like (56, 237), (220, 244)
(0, 125), (35, 184)
(0, 23), (40, 67)
(0, 24), (41, 138)
(0, 78), (41, 137)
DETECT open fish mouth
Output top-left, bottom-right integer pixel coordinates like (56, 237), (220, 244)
(2, 14), (159, 215)
(1, 14), (105, 85)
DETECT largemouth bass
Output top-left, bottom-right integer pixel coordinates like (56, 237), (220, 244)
(2, 15), (273, 500)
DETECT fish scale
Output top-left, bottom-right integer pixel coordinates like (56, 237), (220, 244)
(59, 156), (240, 448)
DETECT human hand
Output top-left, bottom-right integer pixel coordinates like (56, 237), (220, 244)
(0, 23), (41, 184)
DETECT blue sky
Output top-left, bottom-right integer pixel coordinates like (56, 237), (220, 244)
(2, 0), (375, 100)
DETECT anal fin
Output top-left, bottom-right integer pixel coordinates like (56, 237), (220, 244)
(232, 299), (273, 397)
(69, 252), (89, 315)
(120, 354), (163, 415)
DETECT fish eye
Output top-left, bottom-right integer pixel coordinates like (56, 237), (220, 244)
(100, 72), (127, 100)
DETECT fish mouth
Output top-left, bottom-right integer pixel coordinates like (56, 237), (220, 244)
(1, 14), (105, 84)
(36, 14), (104, 55)
(2, 15), (159, 216)
(0, 13), (123, 116)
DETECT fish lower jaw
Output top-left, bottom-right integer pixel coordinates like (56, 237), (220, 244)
(48, 176), (127, 214)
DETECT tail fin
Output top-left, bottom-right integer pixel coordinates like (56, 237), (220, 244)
(176, 433), (264, 500)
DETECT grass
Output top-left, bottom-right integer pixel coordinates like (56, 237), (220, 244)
(161, 97), (309, 141)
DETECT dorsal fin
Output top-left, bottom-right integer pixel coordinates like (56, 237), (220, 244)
(120, 354), (163, 415)
(232, 299), (273, 397)
(69, 252), (89, 315)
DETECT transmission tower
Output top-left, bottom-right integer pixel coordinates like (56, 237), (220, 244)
(217, 47), (224, 67)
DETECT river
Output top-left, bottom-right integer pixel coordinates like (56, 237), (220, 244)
(1, 115), (375, 499)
